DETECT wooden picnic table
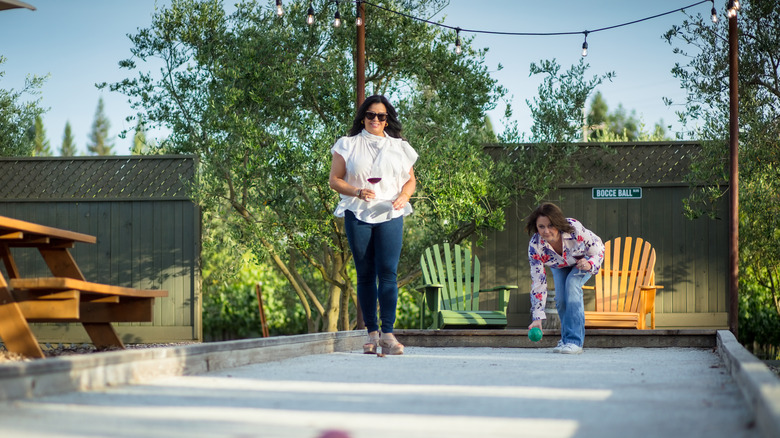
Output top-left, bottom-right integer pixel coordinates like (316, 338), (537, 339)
(0, 214), (167, 359)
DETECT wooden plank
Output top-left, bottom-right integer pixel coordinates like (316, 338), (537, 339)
(0, 284), (46, 358)
(157, 201), (174, 325)
(454, 244), (463, 311)
(0, 243), (20, 278)
(617, 237), (632, 312)
(78, 299), (155, 323)
(17, 294), (81, 321)
(110, 202), (121, 288)
(10, 277), (168, 298)
(625, 238), (643, 313)
(153, 203), (163, 324)
(82, 322), (124, 349)
(38, 248), (86, 280)
(671, 188), (687, 313)
(472, 247), (480, 311)
(693, 214), (707, 312)
(184, 202), (200, 331)
(78, 203), (97, 280)
(173, 201), (184, 325)
(0, 215), (96, 244)
(0, 231), (23, 240)
(655, 312), (728, 328)
(97, 203), (112, 285)
(29, 324), (196, 343)
(584, 310), (640, 329)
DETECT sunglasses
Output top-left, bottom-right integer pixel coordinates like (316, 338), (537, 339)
(365, 111), (388, 122)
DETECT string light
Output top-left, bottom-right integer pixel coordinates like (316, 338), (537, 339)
(726, 0), (737, 18)
(306, 3), (315, 25)
(710, 0), (718, 23)
(356, 1), (363, 27)
(292, 1), (716, 58)
(333, 1), (341, 27)
(275, 0), (283, 17)
(581, 31), (589, 57)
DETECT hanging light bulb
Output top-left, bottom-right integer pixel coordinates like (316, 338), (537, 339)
(333, 10), (342, 27)
(454, 28), (462, 55)
(306, 3), (315, 25)
(710, 0), (718, 23)
(581, 32), (589, 57)
(726, 0), (737, 18)
(275, 0), (283, 17)
(733, 0), (740, 10)
(356, 1), (363, 27)
(333, 1), (341, 27)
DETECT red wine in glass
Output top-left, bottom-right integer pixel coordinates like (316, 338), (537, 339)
(367, 177), (382, 184)
(573, 255), (588, 276)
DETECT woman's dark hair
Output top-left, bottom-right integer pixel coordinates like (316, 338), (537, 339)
(348, 95), (403, 138)
(524, 202), (574, 236)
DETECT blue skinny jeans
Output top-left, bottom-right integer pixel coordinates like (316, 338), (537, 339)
(550, 266), (592, 347)
(344, 210), (404, 334)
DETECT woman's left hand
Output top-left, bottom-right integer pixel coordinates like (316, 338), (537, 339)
(576, 258), (592, 271)
(393, 193), (410, 210)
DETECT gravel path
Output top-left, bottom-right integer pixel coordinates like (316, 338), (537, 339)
(0, 346), (766, 438)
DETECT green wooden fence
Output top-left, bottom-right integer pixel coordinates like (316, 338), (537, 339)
(476, 142), (729, 329)
(0, 156), (201, 344)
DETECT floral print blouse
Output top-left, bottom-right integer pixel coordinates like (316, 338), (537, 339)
(528, 218), (604, 321)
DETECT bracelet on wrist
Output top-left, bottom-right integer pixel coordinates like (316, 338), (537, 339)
(356, 189), (362, 198)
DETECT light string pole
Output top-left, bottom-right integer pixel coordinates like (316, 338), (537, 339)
(354, 0), (365, 330)
(726, 0), (740, 336)
(356, 0), (366, 108)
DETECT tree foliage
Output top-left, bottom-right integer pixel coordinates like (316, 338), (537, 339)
(32, 115), (52, 156)
(665, 0), (780, 348)
(132, 115), (151, 154)
(201, 208), (307, 339)
(106, 0), (515, 332)
(500, 59), (614, 202)
(87, 97), (115, 156)
(60, 121), (78, 156)
(586, 91), (670, 142)
(0, 56), (46, 157)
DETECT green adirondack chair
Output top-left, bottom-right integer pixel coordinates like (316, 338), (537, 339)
(416, 243), (517, 329)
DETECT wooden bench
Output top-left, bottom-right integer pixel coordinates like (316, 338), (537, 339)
(0, 215), (168, 359)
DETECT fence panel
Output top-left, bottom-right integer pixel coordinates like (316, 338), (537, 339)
(477, 142), (728, 329)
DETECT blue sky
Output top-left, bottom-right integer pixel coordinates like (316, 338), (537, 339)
(0, 1), (714, 155)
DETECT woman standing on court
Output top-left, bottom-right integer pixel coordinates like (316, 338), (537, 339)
(328, 95), (418, 355)
(526, 203), (604, 354)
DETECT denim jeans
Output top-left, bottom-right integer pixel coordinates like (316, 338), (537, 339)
(344, 210), (404, 334)
(550, 266), (592, 347)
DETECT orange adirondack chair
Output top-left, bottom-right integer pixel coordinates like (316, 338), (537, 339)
(583, 237), (663, 329)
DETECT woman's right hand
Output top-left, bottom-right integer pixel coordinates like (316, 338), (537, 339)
(528, 319), (543, 331)
(358, 188), (375, 200)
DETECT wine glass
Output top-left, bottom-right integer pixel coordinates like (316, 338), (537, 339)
(365, 160), (385, 201)
(573, 255), (588, 276)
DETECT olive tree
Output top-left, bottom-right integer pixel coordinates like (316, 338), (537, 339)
(0, 56), (46, 157)
(105, 0), (515, 332)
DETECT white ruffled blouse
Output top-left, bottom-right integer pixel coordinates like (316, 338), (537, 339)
(331, 129), (418, 224)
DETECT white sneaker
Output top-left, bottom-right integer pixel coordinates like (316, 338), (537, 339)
(552, 340), (565, 353)
(560, 343), (583, 354)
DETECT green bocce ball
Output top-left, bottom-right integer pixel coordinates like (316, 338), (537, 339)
(528, 327), (543, 342)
